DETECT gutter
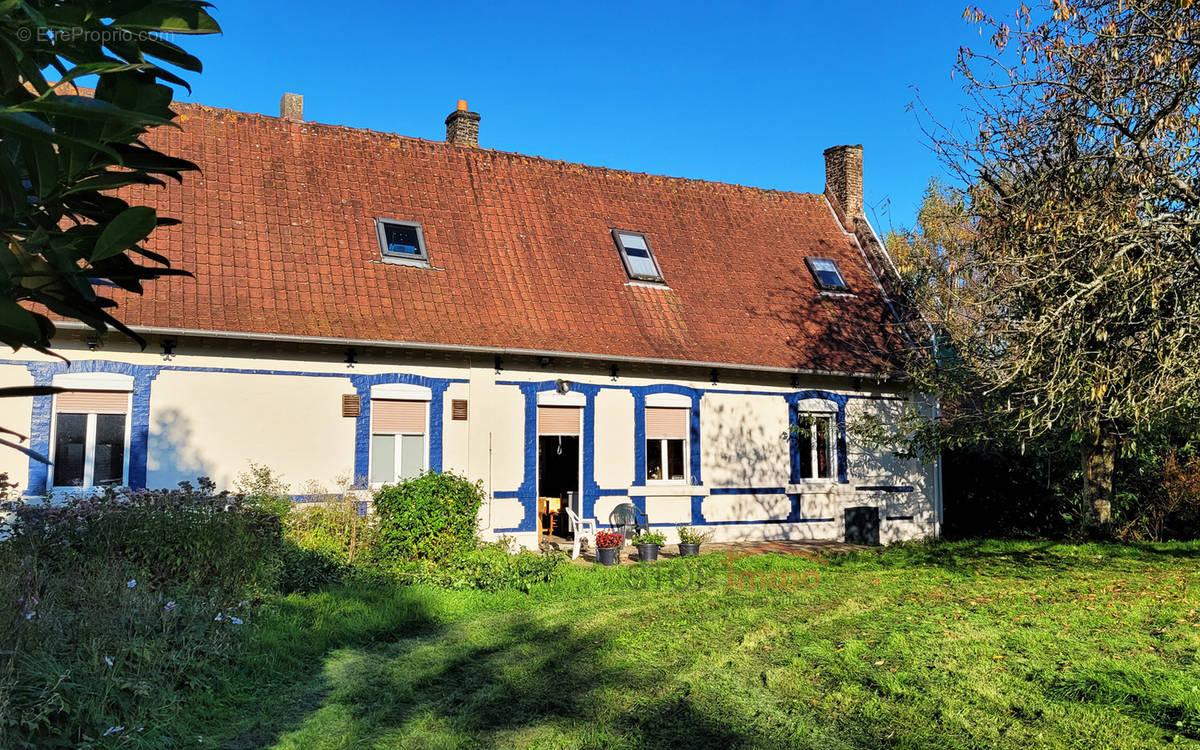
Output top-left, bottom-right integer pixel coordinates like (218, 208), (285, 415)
(52, 320), (894, 382)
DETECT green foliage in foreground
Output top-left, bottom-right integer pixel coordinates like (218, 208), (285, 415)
(373, 471), (484, 563)
(174, 540), (1200, 749)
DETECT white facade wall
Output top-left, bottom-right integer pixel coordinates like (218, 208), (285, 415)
(0, 338), (940, 546)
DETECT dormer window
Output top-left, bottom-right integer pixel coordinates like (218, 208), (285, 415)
(805, 257), (849, 291)
(612, 229), (664, 283)
(375, 219), (430, 266)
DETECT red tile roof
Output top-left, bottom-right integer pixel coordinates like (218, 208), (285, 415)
(116, 103), (903, 375)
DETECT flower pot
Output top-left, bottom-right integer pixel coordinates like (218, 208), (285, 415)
(596, 546), (620, 566)
(678, 543), (701, 556)
(636, 543), (660, 562)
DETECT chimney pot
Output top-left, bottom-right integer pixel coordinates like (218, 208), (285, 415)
(445, 100), (481, 147)
(280, 92), (303, 121)
(823, 144), (864, 221)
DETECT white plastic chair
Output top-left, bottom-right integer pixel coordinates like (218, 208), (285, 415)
(565, 507), (598, 560)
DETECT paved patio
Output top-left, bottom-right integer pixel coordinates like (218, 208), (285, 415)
(544, 536), (868, 565)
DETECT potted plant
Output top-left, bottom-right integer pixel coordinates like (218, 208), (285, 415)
(676, 524), (712, 556)
(594, 530), (623, 566)
(630, 531), (666, 562)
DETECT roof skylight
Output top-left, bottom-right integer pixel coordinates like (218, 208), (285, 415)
(613, 230), (664, 283)
(805, 257), (849, 291)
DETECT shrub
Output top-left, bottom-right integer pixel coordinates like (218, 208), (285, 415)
(277, 495), (380, 593)
(286, 496), (377, 564)
(392, 540), (566, 592)
(235, 460), (292, 517)
(0, 481), (279, 748)
(373, 471), (484, 563)
(1115, 450), (1200, 541)
(9, 480), (281, 596)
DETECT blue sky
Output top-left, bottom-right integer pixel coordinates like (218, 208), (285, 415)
(180, 1), (1001, 232)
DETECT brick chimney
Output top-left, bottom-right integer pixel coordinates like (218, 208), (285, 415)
(823, 144), (863, 220)
(280, 92), (303, 121)
(445, 99), (480, 147)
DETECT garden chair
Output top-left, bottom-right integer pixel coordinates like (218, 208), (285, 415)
(608, 503), (649, 544)
(565, 507), (598, 560)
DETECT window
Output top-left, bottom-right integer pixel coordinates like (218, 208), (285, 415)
(369, 399), (427, 484)
(613, 229), (665, 283)
(646, 406), (688, 482)
(794, 412), (836, 480)
(50, 389), (131, 488)
(375, 219), (429, 265)
(805, 257), (849, 291)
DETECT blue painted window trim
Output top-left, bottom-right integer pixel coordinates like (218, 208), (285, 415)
(631, 385), (702, 488)
(493, 381), (603, 534)
(348, 373), (459, 488)
(18, 360), (464, 496)
(786, 390), (849, 485)
(10, 358), (869, 529)
(24, 361), (161, 494)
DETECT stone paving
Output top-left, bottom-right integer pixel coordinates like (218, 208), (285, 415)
(544, 537), (868, 565)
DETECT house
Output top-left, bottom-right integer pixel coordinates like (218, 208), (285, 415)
(0, 95), (941, 547)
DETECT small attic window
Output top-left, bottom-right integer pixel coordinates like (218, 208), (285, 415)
(613, 230), (664, 283)
(805, 257), (849, 291)
(375, 219), (429, 265)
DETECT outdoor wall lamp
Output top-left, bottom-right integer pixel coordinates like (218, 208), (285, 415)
(556, 378), (572, 395)
(160, 339), (176, 361)
(344, 348), (358, 368)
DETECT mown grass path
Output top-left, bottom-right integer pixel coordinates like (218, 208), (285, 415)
(180, 541), (1200, 749)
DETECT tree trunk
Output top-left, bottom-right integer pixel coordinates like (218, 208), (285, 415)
(1082, 425), (1117, 530)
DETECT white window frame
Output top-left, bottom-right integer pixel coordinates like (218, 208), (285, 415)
(645, 401), (690, 485)
(794, 410), (837, 482)
(47, 396), (133, 491)
(368, 429), (429, 487)
(646, 435), (688, 484)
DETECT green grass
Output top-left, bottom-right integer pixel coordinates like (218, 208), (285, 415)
(173, 540), (1200, 749)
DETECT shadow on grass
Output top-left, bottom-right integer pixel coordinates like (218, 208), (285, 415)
(207, 584), (756, 750)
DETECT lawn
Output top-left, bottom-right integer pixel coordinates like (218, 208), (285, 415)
(179, 540), (1200, 749)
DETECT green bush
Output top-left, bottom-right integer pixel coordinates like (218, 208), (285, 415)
(373, 471), (484, 563)
(392, 540), (566, 592)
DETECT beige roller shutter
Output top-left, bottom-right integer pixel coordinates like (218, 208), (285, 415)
(646, 407), (688, 439)
(538, 406), (581, 435)
(372, 399), (426, 433)
(55, 390), (129, 414)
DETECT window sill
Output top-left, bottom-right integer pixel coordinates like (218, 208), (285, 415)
(374, 257), (439, 270)
(786, 481), (840, 493)
(629, 484), (704, 497)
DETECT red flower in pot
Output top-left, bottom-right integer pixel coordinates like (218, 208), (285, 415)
(595, 531), (624, 549)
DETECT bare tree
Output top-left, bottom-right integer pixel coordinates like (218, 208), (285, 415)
(897, 1), (1200, 527)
